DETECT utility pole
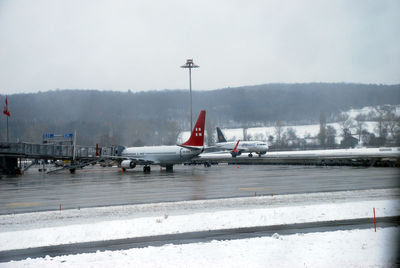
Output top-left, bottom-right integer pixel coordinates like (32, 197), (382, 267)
(181, 59), (199, 131)
(73, 130), (77, 161)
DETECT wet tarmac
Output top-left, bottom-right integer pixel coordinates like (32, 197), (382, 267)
(1, 164), (399, 214)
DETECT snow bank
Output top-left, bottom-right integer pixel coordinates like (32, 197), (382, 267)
(2, 227), (399, 268)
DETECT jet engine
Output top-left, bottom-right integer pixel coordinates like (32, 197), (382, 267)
(230, 150), (242, 158)
(121, 160), (136, 169)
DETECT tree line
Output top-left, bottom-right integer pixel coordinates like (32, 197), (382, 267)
(257, 104), (400, 150)
(1, 83), (399, 147)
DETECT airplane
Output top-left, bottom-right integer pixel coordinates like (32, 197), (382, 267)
(116, 110), (206, 172)
(215, 127), (268, 157)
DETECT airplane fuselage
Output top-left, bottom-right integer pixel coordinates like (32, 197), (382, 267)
(216, 141), (268, 154)
(121, 145), (202, 166)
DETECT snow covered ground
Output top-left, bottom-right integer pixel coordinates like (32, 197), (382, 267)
(3, 228), (398, 268)
(179, 104), (400, 144)
(180, 122), (373, 144)
(0, 188), (399, 267)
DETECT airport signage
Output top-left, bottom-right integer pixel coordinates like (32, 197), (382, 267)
(43, 133), (54, 139)
(43, 133), (73, 139)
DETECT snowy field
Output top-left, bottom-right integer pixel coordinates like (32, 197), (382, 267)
(180, 122), (374, 144)
(179, 105), (400, 144)
(0, 188), (399, 267)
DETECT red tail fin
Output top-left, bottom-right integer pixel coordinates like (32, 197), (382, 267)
(181, 110), (206, 147)
(232, 139), (240, 153)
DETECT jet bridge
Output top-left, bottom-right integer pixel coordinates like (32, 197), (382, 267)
(0, 142), (116, 174)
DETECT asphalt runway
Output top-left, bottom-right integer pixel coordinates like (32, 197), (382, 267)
(0, 164), (399, 214)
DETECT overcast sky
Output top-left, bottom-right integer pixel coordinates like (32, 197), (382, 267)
(0, 0), (399, 94)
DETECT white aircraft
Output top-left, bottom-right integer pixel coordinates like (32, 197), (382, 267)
(215, 127), (268, 157)
(117, 110), (206, 172)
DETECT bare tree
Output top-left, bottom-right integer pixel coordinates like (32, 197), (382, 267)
(285, 127), (298, 147)
(326, 125), (337, 148)
(363, 105), (399, 146)
(318, 113), (327, 148)
(384, 111), (400, 145)
(396, 117), (400, 145)
(274, 121), (284, 147)
(241, 120), (251, 141)
(280, 132), (289, 148)
(243, 127), (248, 141)
(337, 113), (354, 137)
(253, 133), (265, 141)
(354, 114), (366, 144)
(99, 122), (120, 146)
(205, 120), (216, 146)
(268, 135), (274, 145)
(374, 106), (387, 139)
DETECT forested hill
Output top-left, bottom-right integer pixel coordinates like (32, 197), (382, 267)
(2, 83), (400, 145)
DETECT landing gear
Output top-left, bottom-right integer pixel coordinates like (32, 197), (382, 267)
(204, 161), (211, 167)
(248, 153), (253, 158)
(166, 164), (173, 172)
(143, 166), (151, 172)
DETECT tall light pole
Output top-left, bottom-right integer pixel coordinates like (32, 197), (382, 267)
(181, 59), (199, 131)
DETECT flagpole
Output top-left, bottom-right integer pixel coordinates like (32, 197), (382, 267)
(6, 115), (9, 143)
(3, 96), (10, 142)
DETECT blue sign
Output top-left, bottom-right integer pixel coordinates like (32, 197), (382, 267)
(64, 133), (73, 138)
(43, 133), (54, 139)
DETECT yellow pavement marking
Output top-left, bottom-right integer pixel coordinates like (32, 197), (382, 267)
(5, 202), (41, 207)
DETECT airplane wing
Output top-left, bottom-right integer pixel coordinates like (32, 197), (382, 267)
(99, 155), (156, 165)
(125, 158), (155, 165)
(178, 144), (204, 151)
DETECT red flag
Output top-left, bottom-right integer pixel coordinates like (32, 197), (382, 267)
(3, 97), (10, 117)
